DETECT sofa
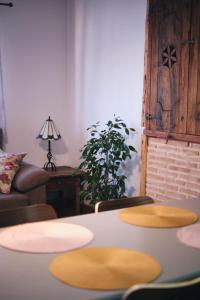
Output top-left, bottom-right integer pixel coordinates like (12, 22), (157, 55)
(0, 128), (49, 210)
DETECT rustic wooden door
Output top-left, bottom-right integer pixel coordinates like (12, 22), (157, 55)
(187, 0), (200, 135)
(144, 0), (200, 140)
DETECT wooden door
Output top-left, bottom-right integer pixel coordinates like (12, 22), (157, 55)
(187, 0), (200, 135)
(144, 0), (200, 141)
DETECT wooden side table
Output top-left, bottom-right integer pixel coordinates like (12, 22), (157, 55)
(46, 166), (81, 217)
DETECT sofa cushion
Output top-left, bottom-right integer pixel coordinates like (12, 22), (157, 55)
(0, 192), (29, 210)
(0, 151), (27, 194)
(12, 162), (49, 192)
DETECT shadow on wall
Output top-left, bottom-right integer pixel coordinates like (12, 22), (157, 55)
(122, 154), (140, 196)
(38, 139), (68, 156)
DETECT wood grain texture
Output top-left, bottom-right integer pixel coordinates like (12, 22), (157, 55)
(145, 0), (200, 138)
(142, 0), (151, 128)
(95, 196), (154, 213)
(0, 204), (57, 227)
(144, 129), (200, 144)
(187, 0), (200, 135)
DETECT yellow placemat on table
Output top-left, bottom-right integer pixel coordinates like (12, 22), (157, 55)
(50, 247), (161, 290)
(119, 205), (198, 228)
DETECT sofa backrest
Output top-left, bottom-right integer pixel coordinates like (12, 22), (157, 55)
(0, 128), (2, 149)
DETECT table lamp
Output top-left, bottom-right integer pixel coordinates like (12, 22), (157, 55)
(37, 116), (61, 171)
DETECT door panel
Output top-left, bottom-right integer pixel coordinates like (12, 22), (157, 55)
(187, 0), (200, 135)
(146, 0), (200, 136)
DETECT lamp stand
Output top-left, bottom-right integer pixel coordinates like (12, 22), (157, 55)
(44, 140), (56, 171)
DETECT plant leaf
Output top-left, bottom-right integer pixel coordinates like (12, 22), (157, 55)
(125, 128), (129, 135)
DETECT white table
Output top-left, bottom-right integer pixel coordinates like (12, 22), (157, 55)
(0, 199), (200, 300)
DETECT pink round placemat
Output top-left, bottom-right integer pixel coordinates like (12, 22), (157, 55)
(0, 221), (94, 253)
(177, 223), (200, 249)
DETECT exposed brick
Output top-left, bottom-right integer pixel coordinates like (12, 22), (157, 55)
(146, 185), (164, 194)
(146, 167), (158, 173)
(149, 138), (165, 145)
(185, 182), (200, 191)
(164, 177), (185, 187)
(148, 161), (167, 169)
(146, 137), (200, 202)
(178, 173), (200, 180)
(180, 149), (200, 156)
(180, 189), (200, 197)
(173, 161), (198, 168)
(190, 143), (200, 149)
(168, 165), (191, 173)
(147, 173), (165, 182)
(167, 140), (189, 147)
(164, 184), (178, 191)
(167, 152), (200, 160)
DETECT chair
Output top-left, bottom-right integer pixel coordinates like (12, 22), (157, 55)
(95, 196), (154, 213)
(0, 204), (57, 227)
(122, 277), (200, 300)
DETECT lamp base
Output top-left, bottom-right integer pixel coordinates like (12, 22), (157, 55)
(44, 161), (56, 171)
(44, 140), (57, 171)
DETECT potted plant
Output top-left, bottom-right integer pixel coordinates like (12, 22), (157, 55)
(78, 116), (137, 213)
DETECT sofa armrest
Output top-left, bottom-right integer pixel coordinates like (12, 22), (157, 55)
(12, 162), (49, 193)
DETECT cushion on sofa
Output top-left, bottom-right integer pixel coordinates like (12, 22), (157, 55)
(0, 151), (27, 194)
(12, 162), (49, 192)
(0, 192), (29, 210)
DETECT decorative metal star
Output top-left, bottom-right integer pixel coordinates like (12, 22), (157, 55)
(162, 45), (177, 68)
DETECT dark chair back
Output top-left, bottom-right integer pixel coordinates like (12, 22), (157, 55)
(0, 204), (57, 227)
(95, 196), (154, 213)
(122, 277), (200, 300)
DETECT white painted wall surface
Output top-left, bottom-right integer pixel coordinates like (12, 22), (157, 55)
(0, 0), (146, 196)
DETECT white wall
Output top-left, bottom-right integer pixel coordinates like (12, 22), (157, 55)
(0, 0), (146, 196)
(0, 0), (69, 165)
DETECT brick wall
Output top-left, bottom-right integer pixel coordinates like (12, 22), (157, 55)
(146, 138), (200, 202)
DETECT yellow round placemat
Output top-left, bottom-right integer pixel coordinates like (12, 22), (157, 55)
(119, 205), (198, 228)
(50, 247), (161, 290)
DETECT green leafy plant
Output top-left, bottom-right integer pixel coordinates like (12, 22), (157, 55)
(78, 117), (137, 205)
